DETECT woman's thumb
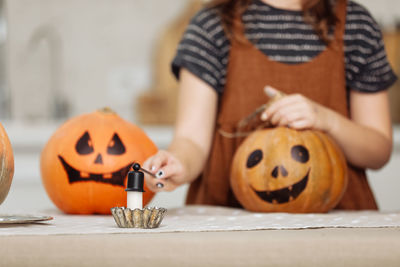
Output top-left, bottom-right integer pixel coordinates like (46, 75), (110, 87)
(264, 86), (285, 99)
(264, 86), (278, 97)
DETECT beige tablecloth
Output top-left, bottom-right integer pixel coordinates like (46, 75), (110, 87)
(1, 206), (400, 267)
(1, 205), (400, 236)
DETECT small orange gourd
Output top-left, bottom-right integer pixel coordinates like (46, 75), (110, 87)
(40, 108), (157, 214)
(0, 123), (14, 206)
(230, 127), (348, 213)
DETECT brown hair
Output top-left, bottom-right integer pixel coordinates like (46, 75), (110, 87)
(207, 0), (338, 44)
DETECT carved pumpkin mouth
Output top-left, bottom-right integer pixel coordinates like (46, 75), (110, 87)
(252, 169), (310, 204)
(58, 155), (132, 186)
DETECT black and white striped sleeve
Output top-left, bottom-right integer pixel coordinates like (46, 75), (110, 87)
(171, 8), (230, 94)
(344, 2), (397, 93)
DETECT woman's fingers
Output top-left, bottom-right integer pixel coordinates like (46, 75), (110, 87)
(155, 178), (180, 192)
(261, 86), (284, 120)
(145, 173), (171, 193)
(152, 162), (184, 191)
(149, 151), (168, 172)
(275, 108), (304, 126)
(269, 101), (310, 125)
(262, 96), (320, 129)
(154, 163), (181, 180)
(262, 93), (302, 121)
(142, 157), (154, 174)
(142, 150), (185, 192)
(288, 119), (312, 130)
(143, 151), (168, 175)
(264, 86), (279, 98)
(146, 175), (179, 193)
(264, 86), (286, 99)
(142, 151), (168, 192)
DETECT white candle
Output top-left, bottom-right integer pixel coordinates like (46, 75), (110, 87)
(126, 163), (146, 210)
(127, 191), (143, 210)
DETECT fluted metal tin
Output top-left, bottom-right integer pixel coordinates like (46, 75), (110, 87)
(111, 207), (167, 228)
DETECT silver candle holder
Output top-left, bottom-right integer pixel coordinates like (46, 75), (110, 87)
(111, 206), (167, 229)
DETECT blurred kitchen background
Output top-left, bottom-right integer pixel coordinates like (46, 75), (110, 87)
(0, 0), (399, 212)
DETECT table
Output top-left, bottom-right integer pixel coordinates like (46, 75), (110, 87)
(2, 181), (400, 266)
(1, 204), (400, 267)
(1, 228), (400, 266)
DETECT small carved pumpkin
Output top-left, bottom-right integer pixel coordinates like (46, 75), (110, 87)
(0, 123), (14, 206)
(231, 127), (348, 213)
(40, 108), (157, 214)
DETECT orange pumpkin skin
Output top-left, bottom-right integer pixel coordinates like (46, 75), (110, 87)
(40, 108), (157, 214)
(0, 123), (14, 206)
(231, 127), (348, 213)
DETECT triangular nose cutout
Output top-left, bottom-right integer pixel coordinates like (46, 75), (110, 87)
(271, 165), (288, 178)
(271, 166), (279, 178)
(94, 154), (103, 164)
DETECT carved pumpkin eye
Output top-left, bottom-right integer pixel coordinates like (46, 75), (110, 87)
(291, 145), (309, 163)
(107, 133), (126, 155)
(75, 131), (94, 155)
(246, 149), (263, 168)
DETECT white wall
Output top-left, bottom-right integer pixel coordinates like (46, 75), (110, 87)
(5, 0), (189, 122)
(358, 0), (400, 28)
(4, 0), (400, 123)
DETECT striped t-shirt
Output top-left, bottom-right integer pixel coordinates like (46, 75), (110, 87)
(172, 0), (397, 94)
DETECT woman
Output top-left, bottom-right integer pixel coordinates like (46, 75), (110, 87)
(143, 0), (397, 209)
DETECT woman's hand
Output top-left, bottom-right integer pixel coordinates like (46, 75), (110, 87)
(261, 86), (331, 131)
(260, 86), (392, 170)
(142, 68), (218, 192)
(142, 150), (186, 192)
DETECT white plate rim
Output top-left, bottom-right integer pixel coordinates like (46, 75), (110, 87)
(0, 215), (53, 224)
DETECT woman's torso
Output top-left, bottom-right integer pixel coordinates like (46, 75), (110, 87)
(172, 0), (396, 95)
(176, 0), (396, 210)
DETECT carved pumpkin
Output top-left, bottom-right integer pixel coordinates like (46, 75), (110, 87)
(231, 127), (348, 213)
(0, 123), (14, 206)
(40, 108), (157, 214)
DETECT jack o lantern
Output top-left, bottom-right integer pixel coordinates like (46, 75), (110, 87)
(40, 108), (157, 214)
(231, 127), (348, 213)
(0, 123), (14, 206)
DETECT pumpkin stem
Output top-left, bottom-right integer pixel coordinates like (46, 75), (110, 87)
(98, 107), (116, 115)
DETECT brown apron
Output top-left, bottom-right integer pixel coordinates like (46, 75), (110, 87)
(186, 0), (378, 210)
